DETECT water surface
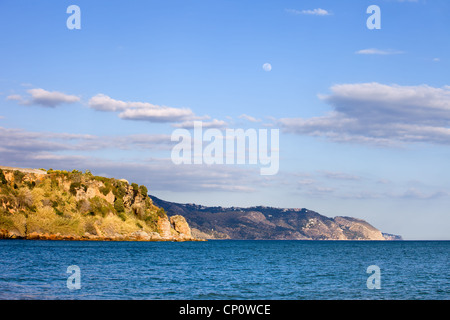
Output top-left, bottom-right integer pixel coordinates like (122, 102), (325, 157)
(0, 240), (448, 299)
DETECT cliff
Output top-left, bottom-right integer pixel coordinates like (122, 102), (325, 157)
(0, 166), (196, 241)
(150, 196), (402, 240)
(382, 233), (403, 241)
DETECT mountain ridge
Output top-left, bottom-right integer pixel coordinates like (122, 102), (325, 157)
(150, 195), (403, 240)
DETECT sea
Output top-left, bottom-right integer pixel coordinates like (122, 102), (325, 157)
(0, 240), (448, 300)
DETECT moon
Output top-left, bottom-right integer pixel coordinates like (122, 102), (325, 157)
(262, 63), (272, 72)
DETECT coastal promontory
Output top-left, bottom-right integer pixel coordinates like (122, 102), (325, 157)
(0, 166), (195, 241)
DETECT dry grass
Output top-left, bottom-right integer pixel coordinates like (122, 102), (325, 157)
(1, 168), (164, 238)
(26, 207), (84, 235)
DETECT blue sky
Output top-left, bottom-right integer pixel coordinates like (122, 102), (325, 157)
(1, 0), (449, 239)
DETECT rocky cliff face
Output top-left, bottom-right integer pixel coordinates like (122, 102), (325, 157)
(382, 233), (403, 240)
(151, 196), (402, 241)
(0, 166), (196, 241)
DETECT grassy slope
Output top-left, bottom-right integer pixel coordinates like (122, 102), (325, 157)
(0, 168), (168, 238)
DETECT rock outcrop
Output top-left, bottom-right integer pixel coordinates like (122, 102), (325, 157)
(333, 216), (385, 240)
(170, 215), (193, 240)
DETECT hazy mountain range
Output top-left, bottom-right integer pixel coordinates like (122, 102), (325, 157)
(151, 196), (402, 241)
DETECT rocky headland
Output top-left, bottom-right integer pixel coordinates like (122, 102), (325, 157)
(0, 166), (197, 241)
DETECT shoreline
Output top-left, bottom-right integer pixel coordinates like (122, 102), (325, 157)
(0, 230), (205, 242)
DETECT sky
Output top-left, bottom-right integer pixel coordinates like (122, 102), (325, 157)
(1, 0), (449, 240)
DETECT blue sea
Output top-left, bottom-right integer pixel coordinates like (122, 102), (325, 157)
(0, 240), (448, 300)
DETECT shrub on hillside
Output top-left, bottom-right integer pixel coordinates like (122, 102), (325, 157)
(114, 198), (125, 213)
(139, 185), (148, 197)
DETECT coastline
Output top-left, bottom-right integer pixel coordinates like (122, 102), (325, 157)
(0, 229), (205, 242)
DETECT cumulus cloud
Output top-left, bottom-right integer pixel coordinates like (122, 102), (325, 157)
(279, 82), (450, 146)
(119, 106), (195, 123)
(7, 88), (80, 107)
(88, 94), (129, 111)
(88, 93), (165, 112)
(88, 93), (206, 123)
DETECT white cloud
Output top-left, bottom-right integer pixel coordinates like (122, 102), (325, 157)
(0, 126), (263, 193)
(286, 8), (331, 16)
(88, 94), (129, 111)
(239, 114), (261, 123)
(321, 83), (450, 124)
(279, 82), (450, 146)
(119, 106), (195, 123)
(88, 93), (162, 112)
(88, 93), (211, 123)
(356, 48), (404, 55)
(0, 126), (173, 155)
(7, 88), (80, 107)
(172, 119), (228, 129)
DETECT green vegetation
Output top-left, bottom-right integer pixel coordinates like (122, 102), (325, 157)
(0, 170), (8, 185)
(69, 182), (81, 195)
(13, 170), (25, 183)
(114, 198), (125, 213)
(139, 185), (148, 197)
(0, 168), (163, 238)
(157, 207), (166, 218)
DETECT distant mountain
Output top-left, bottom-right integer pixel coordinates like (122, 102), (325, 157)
(150, 196), (402, 241)
(382, 233), (403, 241)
